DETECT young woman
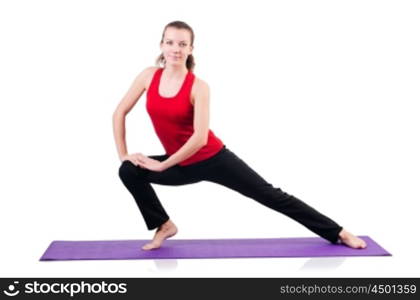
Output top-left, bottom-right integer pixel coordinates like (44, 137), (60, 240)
(113, 21), (367, 251)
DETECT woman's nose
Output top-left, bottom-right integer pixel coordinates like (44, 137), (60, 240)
(171, 44), (181, 51)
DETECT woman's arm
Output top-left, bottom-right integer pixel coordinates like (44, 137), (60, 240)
(112, 67), (156, 160)
(161, 78), (211, 169)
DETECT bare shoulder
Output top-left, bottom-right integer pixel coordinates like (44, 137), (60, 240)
(191, 75), (210, 106)
(140, 66), (160, 90)
(193, 76), (210, 91)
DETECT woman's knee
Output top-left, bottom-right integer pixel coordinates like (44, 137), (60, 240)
(118, 160), (144, 182)
(250, 183), (294, 204)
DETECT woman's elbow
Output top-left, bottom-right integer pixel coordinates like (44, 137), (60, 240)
(197, 134), (208, 147)
(113, 109), (127, 120)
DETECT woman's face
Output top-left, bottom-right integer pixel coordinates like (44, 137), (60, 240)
(160, 27), (193, 67)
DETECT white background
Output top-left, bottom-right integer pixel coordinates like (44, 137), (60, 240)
(0, 0), (419, 277)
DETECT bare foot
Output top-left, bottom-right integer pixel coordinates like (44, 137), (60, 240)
(141, 219), (178, 251)
(338, 229), (367, 249)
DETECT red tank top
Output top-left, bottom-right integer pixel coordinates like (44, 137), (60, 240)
(146, 67), (224, 166)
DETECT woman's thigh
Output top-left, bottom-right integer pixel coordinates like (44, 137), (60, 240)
(122, 154), (202, 186)
(190, 148), (273, 197)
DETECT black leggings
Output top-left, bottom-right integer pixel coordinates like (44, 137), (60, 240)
(118, 145), (343, 244)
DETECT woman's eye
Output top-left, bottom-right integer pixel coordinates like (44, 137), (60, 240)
(165, 41), (187, 47)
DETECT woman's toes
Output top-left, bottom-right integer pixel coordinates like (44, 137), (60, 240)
(358, 238), (367, 249)
(142, 242), (159, 251)
(340, 235), (367, 249)
(141, 225), (178, 251)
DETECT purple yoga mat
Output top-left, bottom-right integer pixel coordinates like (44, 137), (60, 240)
(39, 236), (390, 261)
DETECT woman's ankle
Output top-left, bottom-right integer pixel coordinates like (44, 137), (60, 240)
(160, 219), (175, 229)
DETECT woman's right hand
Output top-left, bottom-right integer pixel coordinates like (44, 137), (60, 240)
(120, 153), (148, 168)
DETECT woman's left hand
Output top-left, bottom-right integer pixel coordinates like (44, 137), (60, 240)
(137, 156), (168, 172)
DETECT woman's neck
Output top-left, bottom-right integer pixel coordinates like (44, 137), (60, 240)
(163, 64), (188, 79)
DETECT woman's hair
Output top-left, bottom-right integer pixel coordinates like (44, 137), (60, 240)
(155, 21), (196, 72)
